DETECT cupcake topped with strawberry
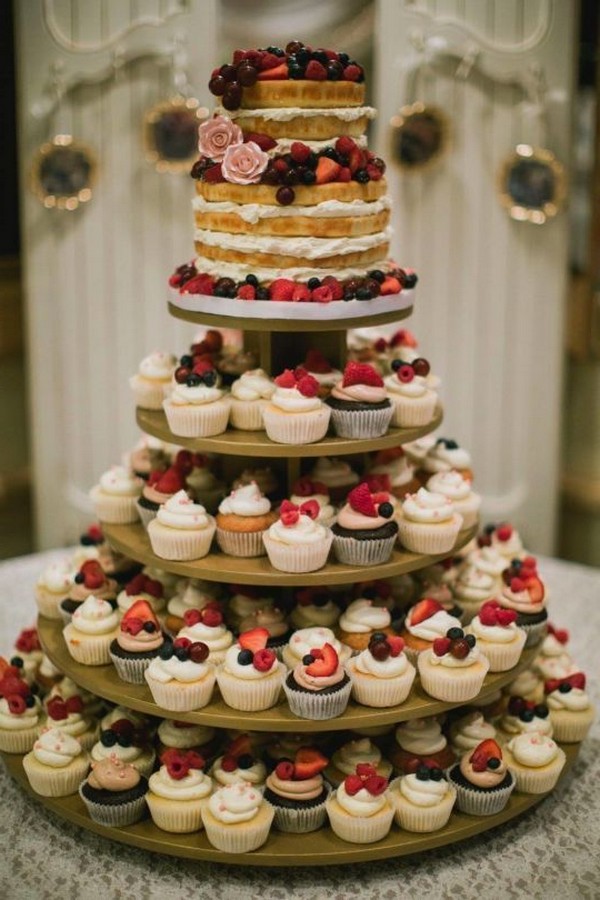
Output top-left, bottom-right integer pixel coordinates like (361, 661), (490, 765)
(400, 597), (463, 662)
(290, 476), (337, 527)
(283, 642), (352, 720)
(420, 438), (474, 482)
(449, 738), (515, 816)
(327, 362), (392, 439)
(300, 350), (342, 395)
(264, 747), (330, 832)
(109, 599), (166, 684)
(331, 482), (398, 567)
(498, 556), (548, 645)
(176, 605), (233, 665)
(262, 368), (331, 445)
(117, 572), (166, 615)
(216, 626), (286, 712)
(543, 672), (595, 743)
(61, 560), (118, 621)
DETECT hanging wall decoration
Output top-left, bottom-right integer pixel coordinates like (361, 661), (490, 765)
(30, 133), (97, 210)
(390, 101), (450, 172)
(497, 144), (566, 225)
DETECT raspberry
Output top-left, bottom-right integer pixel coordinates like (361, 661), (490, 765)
(220, 755), (238, 772)
(299, 499), (320, 520)
(342, 361), (384, 388)
(337, 166), (352, 182)
(237, 284), (256, 300)
(496, 524), (513, 542)
(311, 285), (333, 303)
(356, 763), (377, 778)
(335, 136), (356, 155)
(274, 369), (296, 388)
(291, 284), (311, 302)
(364, 774), (387, 796)
(253, 648), (276, 672)
(260, 52), (282, 71)
(275, 760), (295, 780)
(290, 142), (311, 164)
(347, 482), (377, 517)
(269, 278), (296, 301)
(343, 64), (362, 82)
(344, 774), (364, 796)
(433, 637), (451, 656)
(183, 608), (202, 626)
(320, 276), (343, 300)
(496, 608), (517, 627)
(297, 375), (319, 397)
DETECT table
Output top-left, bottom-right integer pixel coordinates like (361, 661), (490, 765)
(0, 549), (598, 900)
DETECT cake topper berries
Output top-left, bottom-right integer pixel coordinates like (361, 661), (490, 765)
(301, 642), (339, 677)
(347, 482), (394, 519)
(121, 599), (161, 635)
(344, 763), (388, 796)
(544, 673), (586, 695)
(274, 747), (328, 781)
(279, 499), (320, 526)
(469, 739), (504, 773)
(432, 627), (476, 659)
(160, 748), (205, 780)
(235, 627), (277, 672)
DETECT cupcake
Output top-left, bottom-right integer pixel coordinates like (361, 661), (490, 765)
(176, 606), (233, 666)
(232, 466), (278, 499)
(264, 748), (330, 833)
(129, 350), (176, 409)
(136, 466), (188, 530)
(497, 696), (553, 744)
(229, 368), (275, 430)
(216, 482), (277, 557)
(283, 642), (352, 720)
(75, 528), (140, 587)
(489, 522), (526, 560)
(368, 447), (421, 499)
(263, 500), (333, 573)
(165, 579), (222, 634)
(401, 434), (437, 469)
(146, 748), (212, 832)
(448, 711), (498, 758)
(216, 628), (286, 712)
(466, 600), (527, 671)
(448, 739), (515, 815)
(418, 438), (474, 484)
(148, 491), (216, 562)
(290, 477), (337, 527)
(163, 364), (231, 438)
(452, 566), (497, 624)
(300, 350), (342, 398)
(210, 734), (267, 791)
(226, 584), (275, 632)
(346, 634), (416, 708)
(418, 627), (490, 703)
(426, 470), (481, 530)
(337, 598), (394, 652)
(79, 755), (148, 827)
(498, 557), (548, 646)
(34, 655), (63, 694)
(201, 782), (274, 853)
(309, 457), (359, 504)
(544, 673), (595, 742)
(183, 453), (226, 514)
(109, 599), (167, 684)
(503, 732), (566, 794)
(10, 628), (43, 685)
(43, 693), (98, 751)
(23, 726), (90, 797)
(60, 560), (118, 624)
(532, 624), (577, 681)
(0, 662), (42, 753)
(116, 572), (167, 617)
(156, 719), (218, 760)
(89, 465), (144, 525)
(35, 559), (74, 620)
(100, 705), (153, 733)
(384, 357), (438, 427)
(90, 719), (156, 778)
(127, 434), (170, 482)
(326, 764), (395, 843)
(400, 598), (463, 664)
(46, 676), (103, 719)
(290, 588), (341, 630)
(144, 639), (215, 712)
(396, 488), (463, 556)
(389, 717), (455, 774)
(325, 738), (392, 788)
(391, 763), (456, 832)
(237, 608), (292, 656)
(63, 595), (120, 666)
(331, 483), (398, 567)
(326, 362), (392, 439)
(503, 667), (545, 704)
(262, 369), (330, 444)
(283, 626), (352, 670)
(463, 543), (507, 592)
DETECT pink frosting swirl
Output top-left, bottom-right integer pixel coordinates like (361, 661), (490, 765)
(331, 382), (387, 404)
(265, 771), (324, 801)
(337, 505), (389, 531)
(292, 661), (345, 692)
(198, 115), (243, 162)
(221, 141), (269, 185)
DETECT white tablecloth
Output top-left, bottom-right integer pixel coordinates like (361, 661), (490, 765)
(0, 550), (598, 900)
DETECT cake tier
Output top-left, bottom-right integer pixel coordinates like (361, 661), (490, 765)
(240, 80), (366, 109)
(217, 105), (375, 139)
(194, 234), (390, 270)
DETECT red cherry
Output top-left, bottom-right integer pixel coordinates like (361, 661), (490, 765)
(369, 640), (390, 661)
(412, 358), (430, 377)
(189, 642), (209, 663)
(450, 638), (471, 660)
(174, 366), (191, 384)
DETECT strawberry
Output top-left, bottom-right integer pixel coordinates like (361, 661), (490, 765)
(274, 369), (296, 388)
(269, 278), (296, 302)
(510, 577), (526, 593)
(496, 608), (517, 626)
(294, 747), (328, 780)
(469, 739), (503, 773)
(315, 157), (341, 184)
(364, 774), (388, 796)
(297, 375), (319, 397)
(291, 284), (311, 302)
(181, 273), (215, 295)
(409, 598), (443, 625)
(433, 637), (451, 657)
(122, 598), (159, 631)
(320, 276), (343, 300)
(311, 285), (333, 303)
(227, 734), (253, 758)
(356, 763), (377, 778)
(390, 329), (418, 348)
(290, 142), (312, 164)
(379, 276), (402, 296)
(344, 774), (364, 795)
(305, 60), (327, 80)
(342, 361), (383, 388)
(183, 608), (202, 627)
(335, 136), (356, 156)
(257, 62), (288, 80)
(525, 575), (545, 604)
(253, 648), (276, 672)
(386, 635), (405, 657)
(305, 642), (338, 677)
(155, 467), (185, 495)
(201, 607), (223, 627)
(366, 163), (382, 181)
(495, 524), (513, 542)
(275, 760), (295, 780)
(203, 164), (225, 183)
(243, 132), (277, 151)
(343, 64), (362, 82)
(82, 561), (105, 590)
(237, 284), (256, 300)
(259, 52), (283, 71)
(338, 166), (352, 182)
(348, 146), (365, 173)
(304, 349), (332, 374)
(347, 483), (377, 517)
(238, 627), (270, 653)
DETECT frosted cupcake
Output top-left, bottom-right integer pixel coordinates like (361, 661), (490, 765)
(389, 717), (456, 774)
(503, 732), (566, 794)
(237, 608), (292, 656)
(216, 482), (277, 557)
(232, 466), (279, 498)
(79, 755), (148, 827)
(184, 453), (226, 514)
(325, 738), (392, 788)
(466, 600), (526, 671)
(397, 488), (463, 556)
(0, 664), (42, 753)
(90, 720), (155, 778)
(157, 720), (218, 759)
(418, 627), (490, 702)
(326, 764), (395, 843)
(283, 643), (352, 720)
(346, 634), (416, 708)
(498, 557), (548, 646)
(144, 639), (216, 712)
(165, 579), (222, 634)
(489, 522), (526, 560)
(63, 595), (120, 666)
(309, 457), (359, 503)
(201, 782), (274, 853)
(10, 628), (43, 685)
(60, 560), (118, 624)
(449, 711), (498, 758)
(109, 599), (166, 684)
(146, 748), (212, 833)
(448, 739), (515, 815)
(419, 438), (474, 484)
(368, 447), (421, 499)
(210, 734), (267, 791)
(391, 764), (456, 832)
(262, 369), (330, 444)
(129, 350), (176, 409)
(300, 350), (343, 398)
(127, 433), (170, 482)
(163, 365), (231, 438)
(23, 727), (90, 797)
(226, 584), (275, 632)
(400, 598), (463, 664)
(464, 543), (508, 592)
(532, 624), (576, 681)
(496, 696), (553, 744)
(136, 466), (188, 530)
(117, 572), (166, 616)
(544, 673), (595, 742)
(326, 362), (393, 439)
(148, 490), (216, 561)
(331, 483), (398, 567)
(176, 606), (233, 666)
(216, 628), (286, 712)
(504, 667), (545, 704)
(290, 477), (337, 528)
(427, 470), (481, 530)
(89, 465), (144, 525)
(452, 566), (498, 624)
(337, 598), (395, 652)
(43, 693), (98, 751)
(384, 357), (438, 427)
(283, 626), (352, 670)
(264, 748), (330, 833)
(35, 559), (73, 620)
(263, 500), (333, 573)
(229, 368), (275, 430)
(290, 588), (341, 630)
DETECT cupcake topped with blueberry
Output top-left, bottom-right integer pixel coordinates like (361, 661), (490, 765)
(448, 738), (515, 816)
(144, 637), (216, 713)
(331, 482), (398, 567)
(498, 556), (548, 646)
(216, 627), (286, 712)
(283, 642), (353, 720)
(210, 733), (267, 790)
(90, 717), (155, 778)
(176, 605), (233, 665)
(290, 587), (341, 630)
(497, 696), (553, 742)
(61, 560), (118, 623)
(368, 446), (421, 498)
(0, 659), (42, 754)
(109, 599), (167, 684)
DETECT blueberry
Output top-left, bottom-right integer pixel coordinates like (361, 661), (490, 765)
(301, 169), (316, 185)
(322, 147), (339, 162)
(511, 558), (522, 569)
(202, 371), (217, 387)
(305, 151), (318, 170)
(403, 272), (418, 289)
(238, 649), (254, 665)
(237, 753), (254, 769)
(307, 278), (321, 290)
(484, 523), (496, 534)
(267, 46), (285, 56)
(368, 270), (386, 284)
(74, 573), (84, 584)
(10, 656), (23, 668)
(487, 757), (501, 770)
(311, 50), (329, 66)
(256, 287), (270, 300)
(175, 647), (189, 662)
(159, 643), (174, 660)
(520, 709), (535, 722)
(180, 354), (193, 367)
(416, 765), (431, 781)
(379, 502), (394, 518)
(143, 621), (156, 633)
(313, 593), (328, 608)
(25, 695), (35, 708)
(356, 287), (372, 300)
(446, 439), (459, 450)
(302, 654), (315, 665)
(327, 61), (343, 80)
(288, 64), (305, 80)
(117, 734), (132, 748)
(391, 359), (403, 372)
(186, 373), (201, 387)
(465, 634), (476, 648)
(429, 767), (443, 781)
(100, 730), (117, 747)
(535, 704), (549, 718)
(354, 168), (370, 184)
(296, 49), (311, 67)
(343, 289), (355, 301)
(558, 682), (572, 693)
(245, 274), (259, 287)
(447, 627), (464, 640)
(338, 53), (350, 66)
(371, 632), (387, 642)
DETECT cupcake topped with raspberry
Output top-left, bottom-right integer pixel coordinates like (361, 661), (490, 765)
(216, 626), (286, 712)
(498, 556), (548, 645)
(264, 747), (330, 833)
(466, 599), (526, 672)
(327, 362), (392, 439)
(543, 672), (595, 743)
(136, 465), (189, 529)
(117, 571), (166, 615)
(283, 642), (352, 720)
(497, 696), (553, 741)
(61, 560), (118, 622)
(210, 733), (267, 790)
(487, 522), (525, 560)
(533, 623), (577, 681)
(290, 476), (337, 527)
(368, 446), (421, 498)
(176, 604), (233, 665)
(263, 498), (333, 573)
(326, 763), (394, 844)
(384, 357), (438, 429)
(400, 597), (463, 663)
(331, 482), (398, 567)
(300, 350), (342, 396)
(262, 369), (331, 445)
(309, 457), (359, 503)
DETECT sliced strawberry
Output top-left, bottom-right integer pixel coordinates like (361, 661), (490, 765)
(122, 598), (159, 630)
(253, 648), (276, 672)
(294, 747), (328, 780)
(347, 483), (377, 517)
(305, 60), (327, 80)
(259, 52), (283, 71)
(525, 575), (545, 604)
(243, 132), (277, 151)
(470, 739), (503, 772)
(182, 273), (215, 296)
(315, 157), (341, 184)
(409, 598), (443, 625)
(386, 635), (405, 657)
(348, 146), (365, 174)
(433, 637), (451, 657)
(227, 733), (252, 758)
(257, 62), (288, 80)
(320, 276), (344, 301)
(344, 774), (364, 795)
(238, 627), (270, 653)
(274, 368), (296, 388)
(305, 642), (338, 677)
(155, 467), (185, 495)
(342, 361), (383, 388)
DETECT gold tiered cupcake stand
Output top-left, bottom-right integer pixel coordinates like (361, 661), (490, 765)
(4, 297), (580, 865)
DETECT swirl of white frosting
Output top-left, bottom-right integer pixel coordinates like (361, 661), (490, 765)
(168, 382), (224, 406)
(428, 645), (482, 668)
(424, 443), (472, 473)
(230, 369), (274, 401)
(156, 491), (212, 530)
(499, 712), (553, 737)
(332, 739), (382, 775)
(466, 546), (507, 579)
(218, 482), (271, 517)
(402, 489), (455, 524)
(149, 765), (212, 800)
(507, 732), (560, 767)
(540, 633), (569, 658)
(208, 783), (262, 823)
(370, 456), (415, 490)
(506, 669), (543, 698)
(546, 688), (590, 712)
(353, 648), (410, 679)
(310, 457), (358, 488)
(289, 493), (336, 525)
(267, 514), (328, 546)
(98, 466), (142, 497)
(427, 471), (471, 501)
(405, 609), (462, 641)
(222, 644), (278, 680)
(399, 774), (449, 807)
(384, 373), (429, 398)
(71, 595), (119, 635)
(454, 567), (496, 602)
(0, 697), (41, 729)
(469, 616), (520, 644)
(176, 622), (232, 653)
(157, 720), (215, 749)
(450, 712), (496, 753)
(137, 351), (176, 380)
(491, 528), (524, 558)
(91, 741), (145, 765)
(287, 627), (345, 662)
(37, 560), (73, 594)
(395, 718), (446, 755)
(32, 728), (83, 767)
(145, 655), (211, 684)
(338, 599), (391, 634)
(335, 782), (387, 817)
(211, 757), (266, 787)
(269, 385), (322, 412)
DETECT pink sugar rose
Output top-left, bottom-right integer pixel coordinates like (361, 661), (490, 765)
(198, 115), (243, 162)
(221, 141), (269, 185)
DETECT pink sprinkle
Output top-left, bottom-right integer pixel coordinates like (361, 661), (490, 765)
(218, 804), (225, 812)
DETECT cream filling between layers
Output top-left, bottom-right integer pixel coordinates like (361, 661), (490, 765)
(194, 227), (392, 259)
(193, 195), (391, 224)
(189, 255), (395, 284)
(217, 105), (377, 123)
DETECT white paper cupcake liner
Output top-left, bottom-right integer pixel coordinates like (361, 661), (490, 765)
(469, 632), (526, 672)
(22, 751), (90, 797)
(63, 624), (117, 666)
(396, 513), (463, 555)
(163, 397), (231, 438)
(147, 518), (216, 561)
(0, 725), (40, 754)
(266, 787), (330, 833)
(90, 487), (141, 525)
(79, 783), (148, 827)
(34, 588), (66, 620)
(201, 802), (274, 853)
(262, 406), (331, 445)
(283, 676), (352, 720)
(216, 663), (285, 711)
(549, 706), (595, 743)
(146, 793), (207, 833)
(135, 500), (159, 531)
(230, 398), (267, 431)
(417, 653), (490, 702)
(346, 658), (416, 708)
(389, 393), (437, 428)
(448, 767), (515, 815)
(325, 793), (395, 843)
(263, 531), (333, 573)
(332, 532), (397, 567)
(389, 777), (456, 832)
(216, 527), (267, 558)
(144, 667), (216, 712)
(502, 748), (566, 794)
(329, 405), (393, 439)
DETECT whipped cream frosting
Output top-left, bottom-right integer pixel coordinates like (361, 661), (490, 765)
(353, 647), (410, 679)
(331, 739), (384, 775)
(459, 752), (508, 789)
(167, 382), (225, 406)
(335, 781), (388, 817)
(219, 105), (377, 123)
(71, 595), (119, 635)
(157, 720), (215, 749)
(454, 567), (496, 603)
(450, 712), (496, 752)
(399, 773), (450, 807)
(292, 658), (345, 692)
(384, 372), (430, 399)
(98, 466), (143, 497)
(546, 687), (590, 712)
(469, 615), (522, 644)
(145, 655), (212, 684)
(427, 470), (472, 502)
(269, 385), (323, 413)
(0, 696), (40, 730)
(339, 598), (390, 633)
(211, 756), (266, 787)
(218, 482), (271, 516)
(287, 627), (347, 663)
(428, 644), (482, 669)
(156, 491), (212, 530)
(402, 488), (456, 524)
(222, 644), (278, 679)
(406, 608), (462, 641)
(37, 560), (73, 595)
(370, 455), (416, 489)
(424, 443), (472, 473)
(176, 622), (233, 654)
(310, 457), (358, 488)
(208, 782), (263, 823)
(229, 591), (274, 619)
(91, 741), (147, 765)
(507, 732), (560, 767)
(193, 194), (389, 224)
(230, 369), (274, 402)
(149, 765), (212, 800)
(499, 712), (553, 737)
(267, 514), (328, 545)
(195, 227), (391, 260)
(466, 546), (507, 579)
(395, 718), (447, 754)
(32, 727), (84, 767)
(336, 503), (389, 531)
(265, 770), (324, 801)
(167, 579), (219, 617)
(192, 254), (392, 285)
(136, 351), (176, 381)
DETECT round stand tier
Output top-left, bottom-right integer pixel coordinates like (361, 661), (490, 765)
(1, 746), (578, 866)
(102, 521), (477, 586)
(136, 406), (443, 458)
(38, 615), (536, 732)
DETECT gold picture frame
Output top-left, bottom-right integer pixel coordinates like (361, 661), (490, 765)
(389, 103), (451, 173)
(30, 134), (97, 210)
(143, 96), (208, 173)
(497, 144), (567, 224)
